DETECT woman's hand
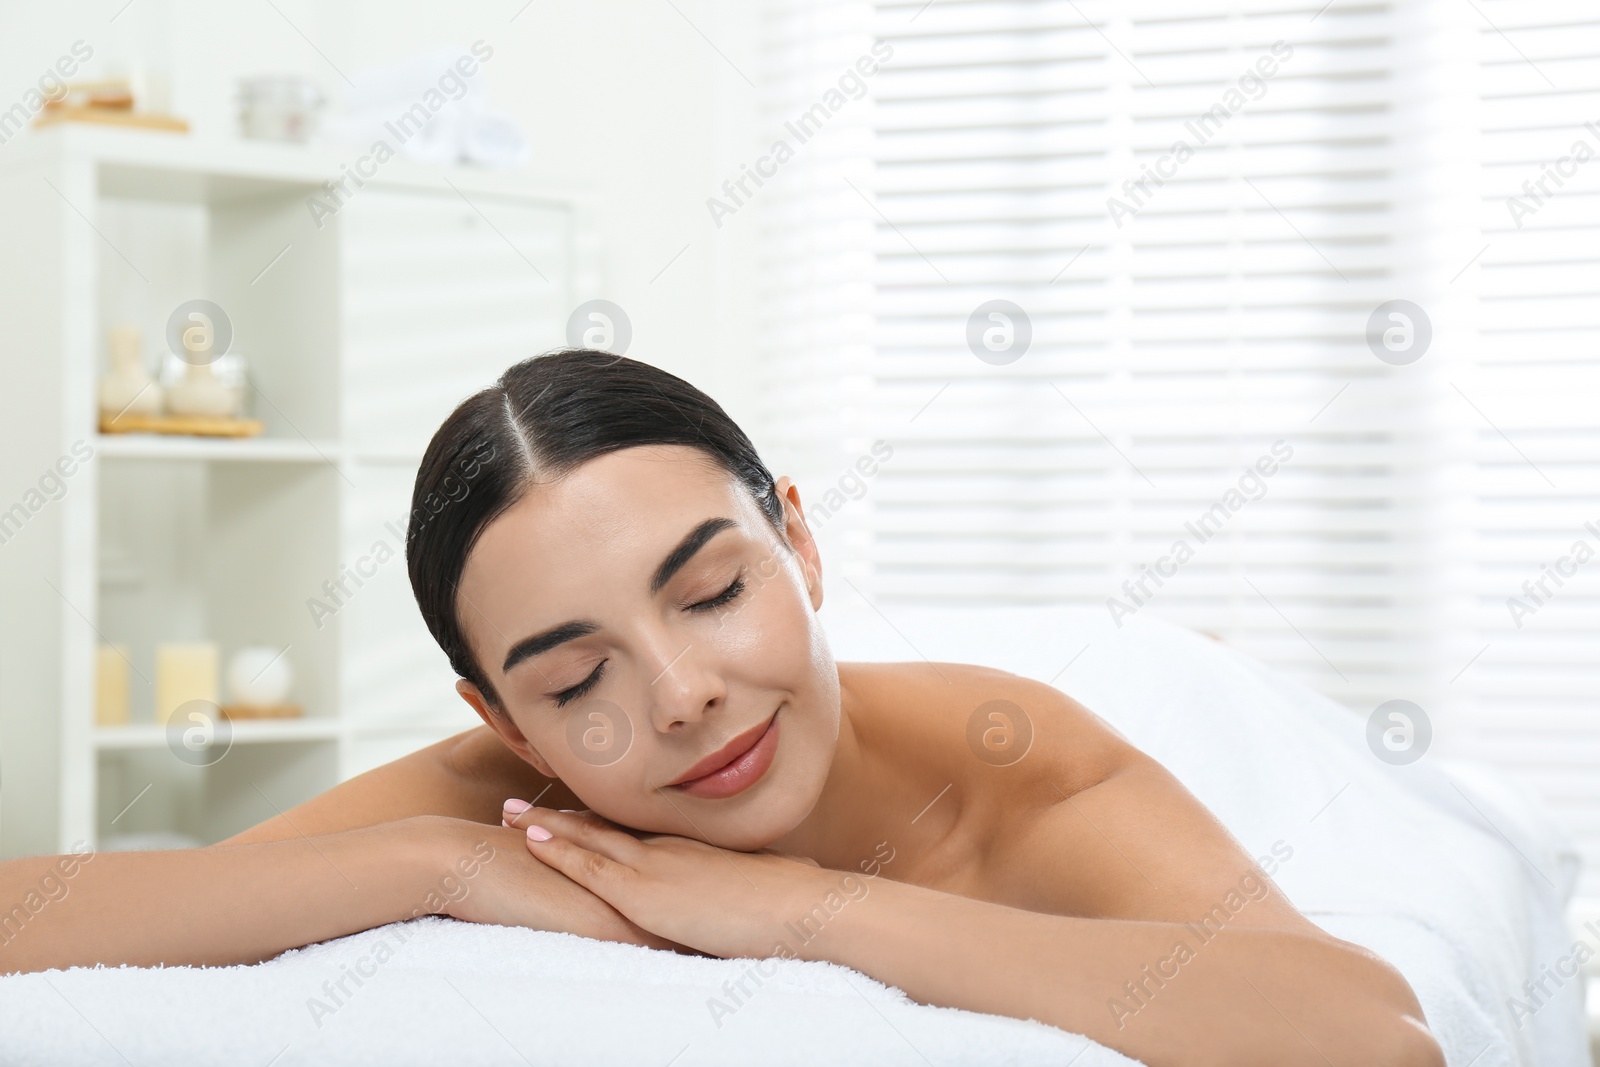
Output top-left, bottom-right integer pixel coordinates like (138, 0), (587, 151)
(500, 804), (833, 960)
(417, 816), (702, 956)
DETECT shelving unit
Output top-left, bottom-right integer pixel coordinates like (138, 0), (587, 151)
(94, 435), (337, 463)
(92, 719), (344, 750)
(0, 124), (600, 856)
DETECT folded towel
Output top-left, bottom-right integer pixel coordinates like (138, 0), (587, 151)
(316, 45), (529, 169)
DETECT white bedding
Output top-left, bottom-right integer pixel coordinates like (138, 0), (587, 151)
(3, 605), (1587, 1066)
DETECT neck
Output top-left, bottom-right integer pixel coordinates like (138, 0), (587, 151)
(768, 663), (926, 873)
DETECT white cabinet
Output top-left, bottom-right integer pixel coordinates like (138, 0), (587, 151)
(0, 125), (598, 855)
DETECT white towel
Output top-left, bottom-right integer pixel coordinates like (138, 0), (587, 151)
(1, 605), (1585, 1066)
(316, 46), (530, 169)
(6, 919), (1125, 1066)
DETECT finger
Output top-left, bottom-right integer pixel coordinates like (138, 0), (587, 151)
(522, 821), (631, 899)
(517, 806), (646, 865)
(503, 801), (654, 846)
(502, 798), (585, 830)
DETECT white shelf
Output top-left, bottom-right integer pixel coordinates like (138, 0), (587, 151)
(343, 718), (471, 736)
(346, 447), (427, 466)
(4, 124), (597, 209)
(96, 435), (432, 466)
(94, 720), (342, 749)
(0, 122), (598, 855)
(96, 433), (340, 463)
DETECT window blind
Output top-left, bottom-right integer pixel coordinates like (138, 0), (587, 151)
(753, 0), (881, 580)
(1468, 0), (1600, 904)
(755, 0), (1600, 906)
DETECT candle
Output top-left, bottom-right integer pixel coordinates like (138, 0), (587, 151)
(155, 642), (219, 724)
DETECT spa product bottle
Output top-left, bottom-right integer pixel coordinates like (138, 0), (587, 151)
(165, 360), (243, 417)
(97, 324), (163, 420)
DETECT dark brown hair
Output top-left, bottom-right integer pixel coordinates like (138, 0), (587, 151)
(405, 349), (785, 709)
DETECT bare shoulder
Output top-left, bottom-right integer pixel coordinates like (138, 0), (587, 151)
(838, 659), (1139, 799)
(843, 661), (1320, 930)
(219, 725), (576, 844)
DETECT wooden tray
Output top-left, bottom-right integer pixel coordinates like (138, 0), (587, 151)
(34, 108), (189, 133)
(99, 413), (264, 437)
(220, 703), (303, 721)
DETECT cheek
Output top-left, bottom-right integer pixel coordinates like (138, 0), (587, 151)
(540, 707), (641, 785)
(713, 558), (814, 661)
(541, 747), (653, 826)
(729, 573), (841, 793)
(529, 703), (674, 825)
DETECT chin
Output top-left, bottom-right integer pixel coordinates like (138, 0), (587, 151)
(710, 744), (827, 852)
(710, 809), (801, 853)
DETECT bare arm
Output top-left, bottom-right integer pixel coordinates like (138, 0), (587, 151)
(0, 817), (465, 975)
(859, 670), (1442, 1065)
(0, 813), (691, 977)
(0, 724), (691, 976)
(221, 725), (580, 845)
(792, 869), (1442, 1067)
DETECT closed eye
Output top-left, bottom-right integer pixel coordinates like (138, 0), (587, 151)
(549, 573), (747, 707)
(552, 661), (606, 708)
(688, 573), (745, 613)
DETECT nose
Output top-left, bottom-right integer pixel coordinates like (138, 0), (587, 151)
(643, 634), (725, 734)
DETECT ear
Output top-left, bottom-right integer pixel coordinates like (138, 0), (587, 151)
(773, 475), (823, 611)
(455, 678), (557, 778)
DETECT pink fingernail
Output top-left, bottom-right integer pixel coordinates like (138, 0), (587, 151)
(526, 824), (553, 842)
(504, 798), (531, 814)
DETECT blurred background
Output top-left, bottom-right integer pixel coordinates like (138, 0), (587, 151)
(0, 0), (1595, 1015)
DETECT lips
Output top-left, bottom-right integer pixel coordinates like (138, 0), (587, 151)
(667, 713), (775, 786)
(664, 710), (780, 798)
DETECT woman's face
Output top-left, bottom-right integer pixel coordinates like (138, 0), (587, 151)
(453, 444), (840, 851)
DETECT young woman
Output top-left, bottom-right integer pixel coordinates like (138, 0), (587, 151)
(3, 350), (1443, 1067)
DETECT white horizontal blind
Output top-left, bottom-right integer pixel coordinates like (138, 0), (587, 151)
(1468, 0), (1600, 903)
(752, 0), (880, 582)
(859, 0), (1435, 713)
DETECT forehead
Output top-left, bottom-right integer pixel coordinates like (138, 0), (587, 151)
(455, 444), (758, 638)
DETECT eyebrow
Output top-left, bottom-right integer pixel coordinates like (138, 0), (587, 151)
(499, 516), (739, 676)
